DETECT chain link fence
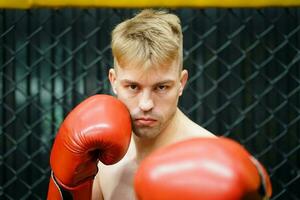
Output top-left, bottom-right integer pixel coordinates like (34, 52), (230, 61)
(0, 8), (299, 200)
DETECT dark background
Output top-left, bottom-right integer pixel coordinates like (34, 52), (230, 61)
(1, 8), (299, 199)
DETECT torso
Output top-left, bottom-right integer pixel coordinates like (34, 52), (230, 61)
(94, 110), (216, 200)
(97, 138), (138, 200)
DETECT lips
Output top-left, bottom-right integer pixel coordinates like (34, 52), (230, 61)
(134, 117), (157, 126)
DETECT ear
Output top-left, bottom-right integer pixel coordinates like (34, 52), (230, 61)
(179, 69), (188, 96)
(108, 68), (118, 95)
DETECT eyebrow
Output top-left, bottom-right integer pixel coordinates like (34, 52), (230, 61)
(120, 79), (139, 85)
(154, 80), (175, 85)
(120, 79), (175, 85)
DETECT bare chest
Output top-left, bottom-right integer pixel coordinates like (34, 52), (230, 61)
(100, 157), (138, 200)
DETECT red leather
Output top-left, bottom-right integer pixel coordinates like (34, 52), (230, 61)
(134, 137), (272, 200)
(47, 95), (132, 200)
(48, 171), (93, 200)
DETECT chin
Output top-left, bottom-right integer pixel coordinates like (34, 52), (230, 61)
(133, 127), (160, 139)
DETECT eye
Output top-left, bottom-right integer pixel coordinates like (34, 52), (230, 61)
(158, 85), (166, 90)
(156, 85), (169, 92)
(128, 84), (139, 91)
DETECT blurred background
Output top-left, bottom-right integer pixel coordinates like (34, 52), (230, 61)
(0, 1), (300, 199)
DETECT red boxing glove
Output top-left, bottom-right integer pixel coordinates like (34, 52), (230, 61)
(47, 95), (132, 200)
(134, 137), (272, 200)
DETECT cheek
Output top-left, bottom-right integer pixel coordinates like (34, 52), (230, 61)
(117, 94), (139, 114)
(155, 93), (179, 115)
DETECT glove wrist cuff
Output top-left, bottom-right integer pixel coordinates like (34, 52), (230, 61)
(50, 171), (93, 200)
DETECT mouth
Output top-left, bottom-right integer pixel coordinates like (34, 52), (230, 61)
(134, 117), (157, 126)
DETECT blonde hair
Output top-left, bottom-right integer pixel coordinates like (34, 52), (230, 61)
(111, 9), (183, 71)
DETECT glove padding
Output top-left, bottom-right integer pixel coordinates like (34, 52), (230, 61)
(134, 137), (272, 200)
(47, 95), (132, 200)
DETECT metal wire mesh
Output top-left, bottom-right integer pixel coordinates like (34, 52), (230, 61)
(0, 8), (299, 200)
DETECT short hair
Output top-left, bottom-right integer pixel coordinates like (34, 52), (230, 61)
(111, 9), (183, 71)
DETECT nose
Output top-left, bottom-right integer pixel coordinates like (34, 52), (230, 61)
(139, 90), (154, 112)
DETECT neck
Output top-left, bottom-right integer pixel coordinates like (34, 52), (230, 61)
(133, 108), (182, 163)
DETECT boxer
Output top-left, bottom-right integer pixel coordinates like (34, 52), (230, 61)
(47, 9), (272, 200)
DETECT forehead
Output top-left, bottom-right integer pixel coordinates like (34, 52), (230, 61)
(116, 60), (180, 83)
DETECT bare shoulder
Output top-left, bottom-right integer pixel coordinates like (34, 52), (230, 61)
(179, 110), (216, 139)
(188, 119), (216, 137)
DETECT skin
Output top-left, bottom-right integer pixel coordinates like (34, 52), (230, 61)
(92, 59), (215, 200)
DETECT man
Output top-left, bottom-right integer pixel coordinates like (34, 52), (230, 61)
(92, 9), (215, 200)
(47, 9), (271, 200)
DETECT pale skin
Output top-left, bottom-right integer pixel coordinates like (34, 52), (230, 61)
(92, 59), (216, 200)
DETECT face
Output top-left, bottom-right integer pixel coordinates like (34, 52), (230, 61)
(109, 60), (188, 139)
